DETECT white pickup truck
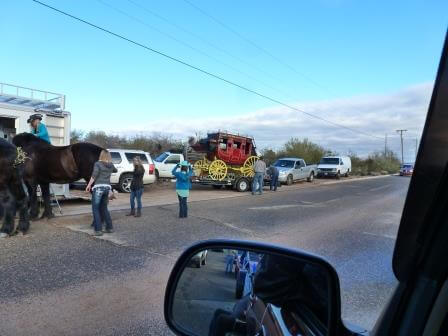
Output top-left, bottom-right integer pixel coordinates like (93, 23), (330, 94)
(153, 152), (185, 179)
(273, 157), (317, 185)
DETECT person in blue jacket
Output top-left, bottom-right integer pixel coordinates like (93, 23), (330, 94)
(171, 161), (193, 218)
(28, 114), (51, 144)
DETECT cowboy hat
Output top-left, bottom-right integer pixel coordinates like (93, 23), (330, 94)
(27, 113), (43, 123)
(180, 160), (190, 167)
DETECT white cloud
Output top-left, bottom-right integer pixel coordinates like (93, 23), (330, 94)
(109, 82), (433, 162)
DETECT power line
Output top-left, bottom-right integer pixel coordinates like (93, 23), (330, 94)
(181, 0), (330, 93)
(96, 0), (291, 98)
(31, 0), (383, 140)
(126, 0), (299, 99)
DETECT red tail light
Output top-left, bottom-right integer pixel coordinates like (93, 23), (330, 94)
(149, 163), (155, 174)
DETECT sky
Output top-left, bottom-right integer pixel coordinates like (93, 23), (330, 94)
(1, 0), (447, 162)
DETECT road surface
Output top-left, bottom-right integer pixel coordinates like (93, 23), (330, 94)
(0, 176), (409, 335)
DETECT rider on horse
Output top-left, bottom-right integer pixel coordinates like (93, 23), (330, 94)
(28, 113), (51, 144)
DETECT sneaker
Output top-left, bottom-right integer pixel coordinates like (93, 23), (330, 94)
(105, 229), (114, 233)
(93, 231), (103, 236)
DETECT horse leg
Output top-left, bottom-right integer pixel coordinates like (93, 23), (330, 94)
(28, 183), (39, 220)
(40, 183), (55, 219)
(0, 187), (15, 238)
(16, 183), (30, 234)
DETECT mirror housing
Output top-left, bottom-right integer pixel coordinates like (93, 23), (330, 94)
(164, 239), (350, 336)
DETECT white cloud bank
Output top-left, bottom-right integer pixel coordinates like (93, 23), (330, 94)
(117, 82), (433, 161)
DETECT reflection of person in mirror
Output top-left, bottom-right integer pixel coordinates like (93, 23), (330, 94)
(171, 161), (193, 218)
(224, 249), (237, 273)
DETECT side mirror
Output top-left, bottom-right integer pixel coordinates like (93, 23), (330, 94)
(164, 240), (348, 336)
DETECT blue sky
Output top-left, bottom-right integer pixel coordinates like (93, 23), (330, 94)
(1, 0), (447, 159)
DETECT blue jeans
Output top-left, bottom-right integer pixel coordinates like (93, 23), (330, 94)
(92, 187), (112, 232)
(252, 173), (264, 194)
(270, 174), (279, 191)
(178, 195), (188, 218)
(130, 188), (143, 210)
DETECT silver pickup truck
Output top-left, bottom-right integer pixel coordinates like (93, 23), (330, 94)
(273, 157), (317, 185)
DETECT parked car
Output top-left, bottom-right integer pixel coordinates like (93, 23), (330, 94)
(108, 149), (156, 192)
(317, 156), (352, 178)
(153, 152), (185, 179)
(399, 163), (414, 176)
(274, 158), (317, 185)
(191, 250), (207, 268)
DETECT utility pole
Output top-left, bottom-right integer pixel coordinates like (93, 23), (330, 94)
(396, 129), (408, 164)
(384, 134), (388, 157)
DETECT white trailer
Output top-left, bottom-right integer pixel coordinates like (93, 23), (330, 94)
(0, 82), (71, 197)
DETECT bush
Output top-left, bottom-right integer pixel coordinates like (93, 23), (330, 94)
(349, 150), (400, 175)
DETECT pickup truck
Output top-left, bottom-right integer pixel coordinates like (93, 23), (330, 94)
(153, 152), (185, 179)
(272, 157), (317, 185)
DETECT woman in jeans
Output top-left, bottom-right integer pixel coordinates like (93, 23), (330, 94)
(171, 161), (192, 218)
(86, 150), (117, 236)
(127, 156), (145, 217)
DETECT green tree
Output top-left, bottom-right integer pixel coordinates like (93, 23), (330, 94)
(282, 138), (327, 164)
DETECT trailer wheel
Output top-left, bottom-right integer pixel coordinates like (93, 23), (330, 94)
(236, 178), (250, 192)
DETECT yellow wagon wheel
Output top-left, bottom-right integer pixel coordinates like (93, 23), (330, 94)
(209, 160), (228, 181)
(194, 159), (209, 174)
(242, 156), (259, 177)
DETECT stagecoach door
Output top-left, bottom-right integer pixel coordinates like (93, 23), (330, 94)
(0, 117), (16, 143)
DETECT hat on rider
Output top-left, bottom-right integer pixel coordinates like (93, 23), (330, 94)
(180, 160), (190, 167)
(27, 113), (43, 124)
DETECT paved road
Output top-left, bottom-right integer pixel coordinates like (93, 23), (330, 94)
(0, 176), (409, 335)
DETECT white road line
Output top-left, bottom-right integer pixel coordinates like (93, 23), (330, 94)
(368, 184), (391, 192)
(248, 204), (300, 210)
(362, 231), (396, 240)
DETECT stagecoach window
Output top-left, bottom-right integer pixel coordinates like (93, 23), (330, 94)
(110, 152), (122, 164)
(233, 141), (241, 149)
(125, 153), (149, 164)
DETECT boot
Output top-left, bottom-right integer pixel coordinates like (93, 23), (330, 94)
(135, 208), (141, 217)
(126, 209), (135, 216)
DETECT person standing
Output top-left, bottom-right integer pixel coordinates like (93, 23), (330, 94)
(252, 156), (266, 195)
(127, 156), (145, 217)
(171, 161), (193, 218)
(86, 150), (117, 236)
(269, 165), (279, 191)
(27, 113), (51, 144)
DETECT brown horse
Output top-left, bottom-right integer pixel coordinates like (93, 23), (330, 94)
(0, 139), (30, 237)
(13, 133), (103, 219)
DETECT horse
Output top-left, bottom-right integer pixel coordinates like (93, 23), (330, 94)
(12, 133), (104, 219)
(0, 139), (30, 237)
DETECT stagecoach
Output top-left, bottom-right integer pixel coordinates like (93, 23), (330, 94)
(186, 131), (259, 192)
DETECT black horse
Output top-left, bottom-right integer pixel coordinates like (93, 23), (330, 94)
(12, 133), (103, 219)
(0, 139), (30, 237)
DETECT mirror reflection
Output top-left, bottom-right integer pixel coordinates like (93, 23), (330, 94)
(172, 248), (330, 336)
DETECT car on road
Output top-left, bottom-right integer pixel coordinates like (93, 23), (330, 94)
(191, 250), (208, 268)
(109, 149), (156, 193)
(274, 158), (317, 185)
(399, 163), (414, 176)
(154, 152), (185, 179)
(317, 156), (352, 178)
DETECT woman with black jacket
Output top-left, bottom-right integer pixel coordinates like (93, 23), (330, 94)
(127, 156), (145, 217)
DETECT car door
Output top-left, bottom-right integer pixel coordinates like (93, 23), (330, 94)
(163, 154), (181, 177)
(109, 151), (122, 184)
(293, 161), (301, 180)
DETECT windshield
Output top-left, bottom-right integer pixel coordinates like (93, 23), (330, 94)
(154, 152), (169, 162)
(320, 158), (340, 165)
(274, 160), (295, 168)
(2, 1), (444, 334)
